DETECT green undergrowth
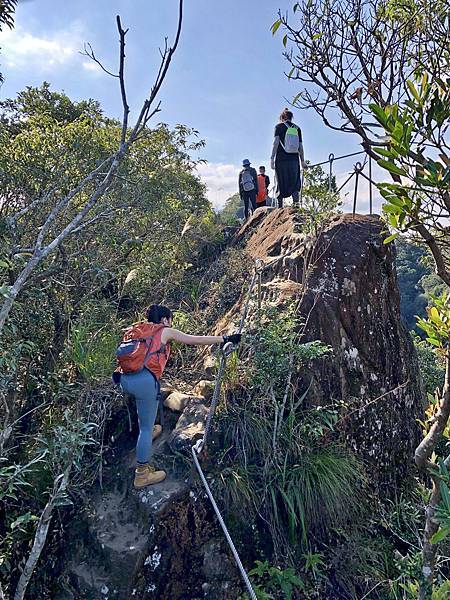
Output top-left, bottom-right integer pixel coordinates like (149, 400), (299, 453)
(208, 301), (450, 599)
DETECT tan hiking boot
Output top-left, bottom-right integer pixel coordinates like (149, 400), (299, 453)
(134, 464), (166, 489)
(152, 424), (162, 440)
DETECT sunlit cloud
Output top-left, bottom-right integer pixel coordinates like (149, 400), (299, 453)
(197, 162), (240, 211)
(81, 60), (103, 75)
(1, 23), (89, 73)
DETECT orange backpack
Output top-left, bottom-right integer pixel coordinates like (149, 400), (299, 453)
(116, 322), (170, 380)
(257, 174), (267, 203)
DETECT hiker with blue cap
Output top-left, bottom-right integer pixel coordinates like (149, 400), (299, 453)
(238, 159), (258, 220)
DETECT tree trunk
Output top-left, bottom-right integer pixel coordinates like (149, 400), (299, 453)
(13, 470), (69, 600)
(417, 352), (450, 599)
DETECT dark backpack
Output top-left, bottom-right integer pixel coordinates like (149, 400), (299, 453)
(242, 169), (255, 192)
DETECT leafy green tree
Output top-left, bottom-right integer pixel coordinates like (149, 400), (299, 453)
(0, 81), (218, 596)
(301, 163), (339, 216)
(413, 333), (445, 396)
(395, 238), (428, 330)
(0, 4), (184, 335)
(220, 193), (244, 224)
(0, 82), (210, 404)
(368, 76), (449, 598)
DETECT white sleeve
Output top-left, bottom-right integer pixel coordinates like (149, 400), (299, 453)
(271, 136), (280, 160)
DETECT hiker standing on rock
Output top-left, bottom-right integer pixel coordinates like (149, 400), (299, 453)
(270, 108), (307, 208)
(238, 158), (258, 220)
(256, 165), (270, 208)
(114, 305), (241, 489)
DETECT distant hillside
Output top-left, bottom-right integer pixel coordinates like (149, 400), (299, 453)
(395, 237), (444, 331)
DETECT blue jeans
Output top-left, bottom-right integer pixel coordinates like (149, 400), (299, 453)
(120, 369), (159, 463)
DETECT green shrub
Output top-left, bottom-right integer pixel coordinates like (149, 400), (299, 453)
(412, 333), (445, 394)
(66, 318), (121, 382)
(247, 560), (305, 600)
(216, 301), (364, 556)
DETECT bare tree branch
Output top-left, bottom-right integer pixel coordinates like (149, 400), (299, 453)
(80, 42), (119, 78)
(14, 468), (70, 600)
(0, 1), (185, 336)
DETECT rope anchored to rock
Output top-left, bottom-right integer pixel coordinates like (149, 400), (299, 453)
(191, 260), (262, 600)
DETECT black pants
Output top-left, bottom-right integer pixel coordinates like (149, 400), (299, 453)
(277, 190), (299, 208)
(242, 191), (257, 219)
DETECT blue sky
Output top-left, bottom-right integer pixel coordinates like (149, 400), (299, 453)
(1, 0), (379, 211)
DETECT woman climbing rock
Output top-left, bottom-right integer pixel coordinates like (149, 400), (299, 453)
(270, 108), (307, 208)
(114, 304), (241, 489)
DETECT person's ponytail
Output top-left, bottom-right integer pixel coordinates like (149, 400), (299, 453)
(146, 304), (160, 323)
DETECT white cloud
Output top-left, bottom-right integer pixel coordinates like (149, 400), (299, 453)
(197, 162), (240, 211)
(81, 60), (103, 75)
(1, 23), (89, 72)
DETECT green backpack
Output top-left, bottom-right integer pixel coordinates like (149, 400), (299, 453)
(281, 123), (300, 153)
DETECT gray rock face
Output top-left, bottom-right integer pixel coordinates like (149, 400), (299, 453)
(54, 419), (188, 600)
(168, 397), (209, 453)
(235, 210), (424, 489)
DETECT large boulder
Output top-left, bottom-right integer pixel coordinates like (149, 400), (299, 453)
(232, 209), (424, 489)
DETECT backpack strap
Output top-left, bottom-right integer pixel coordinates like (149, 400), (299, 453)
(140, 325), (168, 369)
(140, 336), (155, 369)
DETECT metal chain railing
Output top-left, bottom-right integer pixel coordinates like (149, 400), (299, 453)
(191, 261), (262, 600)
(308, 150), (376, 215)
(262, 149), (376, 215)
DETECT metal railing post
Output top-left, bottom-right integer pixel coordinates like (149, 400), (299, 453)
(353, 162), (362, 216)
(328, 153), (335, 193)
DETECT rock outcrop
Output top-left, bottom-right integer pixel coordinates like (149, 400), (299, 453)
(231, 208), (424, 488)
(55, 401), (239, 600)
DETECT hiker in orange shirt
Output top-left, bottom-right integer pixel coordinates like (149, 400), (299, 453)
(256, 165), (270, 208)
(114, 305), (241, 489)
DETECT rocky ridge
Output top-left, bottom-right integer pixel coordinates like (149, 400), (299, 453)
(55, 209), (424, 599)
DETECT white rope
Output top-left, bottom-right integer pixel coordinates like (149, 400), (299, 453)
(190, 262), (261, 600)
(191, 445), (257, 600)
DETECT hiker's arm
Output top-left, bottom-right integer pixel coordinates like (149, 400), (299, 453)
(298, 142), (305, 163)
(271, 136), (280, 169)
(162, 328), (223, 346)
(238, 172), (242, 196)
